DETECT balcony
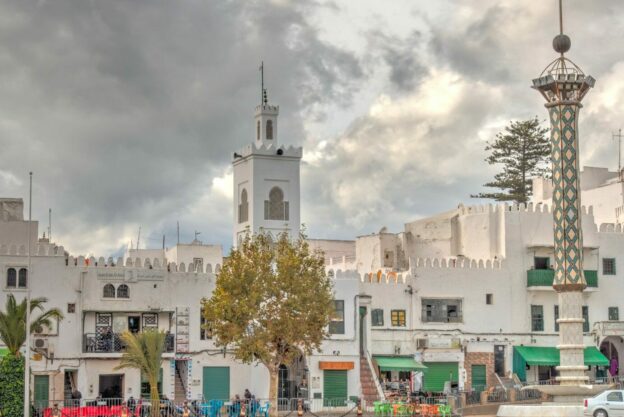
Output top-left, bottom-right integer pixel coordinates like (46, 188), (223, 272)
(526, 269), (598, 288)
(83, 332), (175, 353)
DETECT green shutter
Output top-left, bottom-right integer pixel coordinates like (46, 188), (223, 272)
(34, 375), (49, 408)
(423, 362), (458, 392)
(471, 365), (486, 393)
(323, 370), (347, 406)
(203, 367), (230, 400)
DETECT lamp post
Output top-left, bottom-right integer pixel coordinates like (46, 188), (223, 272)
(531, 1), (595, 388)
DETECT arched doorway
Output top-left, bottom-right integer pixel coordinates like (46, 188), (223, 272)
(278, 354), (308, 408)
(600, 336), (624, 377)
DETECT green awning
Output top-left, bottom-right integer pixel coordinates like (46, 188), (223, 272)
(374, 356), (427, 371)
(514, 346), (609, 366)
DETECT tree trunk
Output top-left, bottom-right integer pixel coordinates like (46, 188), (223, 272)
(150, 377), (160, 417)
(268, 366), (279, 417)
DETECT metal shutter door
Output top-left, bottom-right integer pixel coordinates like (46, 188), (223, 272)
(471, 364), (487, 393)
(323, 370), (348, 406)
(203, 367), (230, 400)
(423, 362), (458, 392)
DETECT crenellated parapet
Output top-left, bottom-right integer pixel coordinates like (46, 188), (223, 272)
(410, 256), (504, 269)
(0, 243), (65, 257)
(458, 201), (594, 217)
(64, 255), (221, 275)
(235, 142), (302, 159)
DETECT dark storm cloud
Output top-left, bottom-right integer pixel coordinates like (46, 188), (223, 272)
(0, 0), (364, 254)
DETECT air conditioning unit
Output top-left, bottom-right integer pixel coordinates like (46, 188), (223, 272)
(33, 338), (48, 350)
(416, 338), (428, 349)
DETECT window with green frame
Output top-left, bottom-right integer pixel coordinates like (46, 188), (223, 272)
(531, 305), (544, 331)
(609, 307), (619, 321)
(582, 306), (589, 332)
(329, 300), (345, 334)
(391, 310), (406, 327)
(141, 368), (163, 398)
(371, 309), (384, 326)
(554, 305), (559, 332)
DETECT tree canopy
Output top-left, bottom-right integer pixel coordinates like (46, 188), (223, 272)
(203, 232), (334, 415)
(472, 117), (550, 204)
(0, 294), (64, 356)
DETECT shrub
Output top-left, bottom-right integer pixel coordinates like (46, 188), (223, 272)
(0, 355), (25, 417)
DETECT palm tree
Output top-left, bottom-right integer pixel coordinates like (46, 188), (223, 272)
(0, 294), (64, 356)
(115, 330), (165, 417)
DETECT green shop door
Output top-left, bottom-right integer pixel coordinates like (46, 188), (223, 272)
(203, 367), (230, 401)
(34, 375), (49, 409)
(423, 362), (458, 392)
(471, 365), (486, 393)
(323, 370), (347, 406)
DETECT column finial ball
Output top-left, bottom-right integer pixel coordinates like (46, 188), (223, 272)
(553, 34), (571, 54)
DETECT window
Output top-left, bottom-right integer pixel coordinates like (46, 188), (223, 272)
(266, 120), (273, 140)
(18, 268), (27, 288)
(554, 305), (559, 332)
(607, 391), (623, 402)
(329, 300), (345, 334)
(371, 309), (384, 326)
(391, 310), (406, 327)
(421, 299), (463, 323)
(609, 307), (619, 321)
(603, 258), (616, 275)
(256, 120), (260, 141)
(117, 284), (129, 299)
(531, 305), (544, 331)
(200, 307), (213, 340)
(193, 258), (204, 272)
(103, 284), (115, 298)
(582, 306), (589, 332)
(142, 313), (158, 329)
(534, 257), (550, 270)
(238, 189), (249, 223)
(486, 294), (493, 305)
(383, 250), (394, 268)
(6, 268), (16, 287)
(67, 303), (76, 313)
(264, 186), (289, 221)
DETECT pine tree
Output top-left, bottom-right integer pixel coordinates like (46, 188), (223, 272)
(472, 117), (550, 203)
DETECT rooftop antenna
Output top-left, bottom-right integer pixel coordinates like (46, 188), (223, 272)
(259, 61), (264, 105)
(48, 208), (52, 242)
(194, 230), (201, 242)
(614, 128), (623, 180)
(177, 221), (180, 245)
(24, 172), (33, 417)
(136, 226), (141, 250)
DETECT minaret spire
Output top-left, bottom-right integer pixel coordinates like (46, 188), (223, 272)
(259, 61), (264, 106)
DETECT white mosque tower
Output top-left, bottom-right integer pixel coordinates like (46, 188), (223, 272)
(231, 64), (302, 246)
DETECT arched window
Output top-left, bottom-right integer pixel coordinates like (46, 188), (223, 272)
(117, 284), (129, 298)
(264, 186), (289, 221)
(18, 268), (27, 288)
(6, 268), (16, 288)
(103, 284), (115, 298)
(238, 189), (249, 223)
(266, 120), (273, 140)
(257, 120), (261, 141)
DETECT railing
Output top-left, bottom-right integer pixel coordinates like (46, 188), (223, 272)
(82, 332), (175, 353)
(527, 269), (598, 287)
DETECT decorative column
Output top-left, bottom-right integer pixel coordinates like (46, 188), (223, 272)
(532, 11), (595, 387)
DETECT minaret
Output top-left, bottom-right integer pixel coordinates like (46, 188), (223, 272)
(231, 63), (302, 247)
(532, 0), (595, 389)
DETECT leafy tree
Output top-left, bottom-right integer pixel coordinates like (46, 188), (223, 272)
(0, 355), (25, 417)
(0, 294), (64, 356)
(115, 330), (165, 417)
(472, 117), (550, 203)
(203, 232), (334, 417)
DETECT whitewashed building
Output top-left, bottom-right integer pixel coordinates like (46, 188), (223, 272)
(2, 91), (624, 408)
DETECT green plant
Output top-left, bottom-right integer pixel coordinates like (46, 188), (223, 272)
(0, 355), (25, 417)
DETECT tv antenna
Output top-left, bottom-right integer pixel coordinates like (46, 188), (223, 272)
(614, 129), (623, 180)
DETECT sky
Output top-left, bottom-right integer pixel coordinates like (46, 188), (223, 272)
(1, 0), (624, 257)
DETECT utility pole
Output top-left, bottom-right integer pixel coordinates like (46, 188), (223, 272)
(614, 129), (623, 180)
(24, 172), (32, 417)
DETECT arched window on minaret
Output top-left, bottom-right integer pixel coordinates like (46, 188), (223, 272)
(264, 186), (289, 221)
(238, 189), (249, 223)
(266, 120), (273, 140)
(257, 120), (261, 141)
